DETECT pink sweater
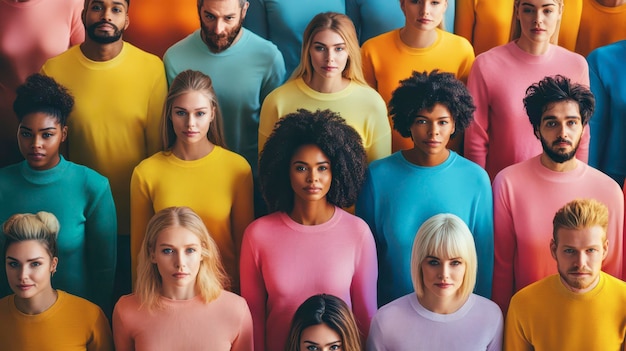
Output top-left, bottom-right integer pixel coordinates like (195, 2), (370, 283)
(492, 156), (623, 314)
(112, 292), (253, 351)
(464, 42), (590, 181)
(240, 208), (378, 351)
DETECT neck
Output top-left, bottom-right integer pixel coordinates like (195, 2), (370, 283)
(80, 39), (124, 62)
(540, 153), (578, 172)
(172, 139), (215, 161)
(417, 292), (467, 315)
(289, 200), (335, 225)
(14, 288), (58, 315)
(305, 75), (349, 94)
(160, 284), (198, 301)
(515, 37), (550, 56)
(399, 26), (438, 48)
(595, 0), (625, 6)
(402, 148), (450, 167)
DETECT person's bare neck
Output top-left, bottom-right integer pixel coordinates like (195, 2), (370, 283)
(417, 292), (468, 315)
(171, 139), (215, 161)
(399, 26), (438, 48)
(289, 200), (335, 226)
(595, 0), (625, 6)
(80, 39), (124, 62)
(14, 288), (58, 315)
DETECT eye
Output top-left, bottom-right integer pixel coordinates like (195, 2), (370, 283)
(112, 6), (123, 13)
(314, 45), (326, 52)
(7, 262), (19, 268)
(162, 248), (173, 254)
(185, 247), (196, 254)
(414, 119), (427, 125)
(295, 165), (307, 172)
(91, 4), (102, 11)
(427, 259), (439, 266)
(175, 110), (187, 117)
(567, 120), (578, 126)
(42, 132), (53, 138)
(306, 346), (320, 351)
(587, 248), (598, 253)
(30, 261), (42, 267)
(204, 13), (215, 20)
(225, 16), (235, 21)
(196, 111), (206, 117)
(330, 345), (342, 350)
(335, 46), (345, 52)
(563, 248), (575, 254)
(20, 131), (32, 137)
(545, 121), (556, 127)
(451, 260), (463, 266)
(438, 120), (449, 125)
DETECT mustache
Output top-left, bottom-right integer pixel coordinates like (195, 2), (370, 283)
(552, 138), (572, 147)
(88, 21), (120, 32)
(568, 269), (592, 274)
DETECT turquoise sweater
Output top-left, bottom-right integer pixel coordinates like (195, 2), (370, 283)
(356, 151), (494, 306)
(0, 157), (117, 315)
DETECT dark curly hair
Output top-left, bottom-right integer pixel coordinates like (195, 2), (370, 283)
(524, 74), (595, 132)
(13, 73), (74, 126)
(390, 70), (475, 138)
(259, 109), (367, 213)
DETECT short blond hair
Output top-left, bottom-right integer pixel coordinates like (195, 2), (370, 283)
(552, 199), (609, 243)
(135, 207), (228, 310)
(410, 214), (477, 301)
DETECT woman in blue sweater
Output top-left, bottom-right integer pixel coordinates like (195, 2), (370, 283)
(0, 73), (117, 316)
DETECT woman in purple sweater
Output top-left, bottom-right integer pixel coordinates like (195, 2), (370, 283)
(240, 109), (378, 351)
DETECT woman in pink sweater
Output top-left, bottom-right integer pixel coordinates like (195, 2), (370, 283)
(463, 0), (589, 180)
(241, 109), (378, 351)
(113, 207), (253, 351)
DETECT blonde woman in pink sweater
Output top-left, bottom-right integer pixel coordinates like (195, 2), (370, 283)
(113, 207), (252, 351)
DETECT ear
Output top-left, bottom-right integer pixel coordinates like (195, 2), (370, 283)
(51, 257), (59, 273)
(602, 239), (609, 261)
(550, 239), (557, 260)
(150, 251), (157, 264)
(534, 128), (541, 140)
(124, 14), (130, 30)
(61, 126), (68, 142)
(241, 1), (250, 19)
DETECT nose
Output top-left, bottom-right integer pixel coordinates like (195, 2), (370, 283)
(307, 169), (318, 183)
(419, 2), (429, 15)
(427, 122), (439, 136)
(31, 134), (43, 149)
(214, 20), (226, 35)
(439, 265), (450, 280)
(19, 266), (28, 281)
(175, 253), (185, 269)
(574, 251), (586, 268)
(186, 116), (196, 129)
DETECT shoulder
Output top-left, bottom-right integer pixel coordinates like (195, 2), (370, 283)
(335, 209), (373, 236)
(244, 212), (285, 238)
(134, 152), (168, 171)
(214, 147), (252, 172)
(59, 290), (106, 317)
(493, 157), (535, 185)
(241, 29), (282, 56)
(361, 30), (397, 51)
(588, 41), (626, 64)
(470, 294), (503, 318)
(551, 44), (587, 64)
(43, 45), (81, 67)
(65, 160), (110, 187)
(510, 275), (555, 306)
(439, 30), (473, 48)
(451, 154), (490, 180)
(122, 42), (164, 66)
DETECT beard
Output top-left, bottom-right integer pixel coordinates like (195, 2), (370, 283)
(540, 135), (580, 164)
(86, 21), (124, 44)
(200, 18), (243, 53)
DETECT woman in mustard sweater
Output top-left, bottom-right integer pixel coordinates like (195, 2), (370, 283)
(130, 70), (254, 292)
(0, 211), (113, 351)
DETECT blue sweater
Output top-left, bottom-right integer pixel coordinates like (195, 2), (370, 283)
(0, 157), (117, 315)
(356, 151), (493, 306)
(587, 40), (626, 185)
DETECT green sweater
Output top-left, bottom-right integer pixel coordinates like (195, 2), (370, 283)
(0, 157), (117, 315)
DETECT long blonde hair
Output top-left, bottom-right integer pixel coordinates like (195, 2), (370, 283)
(135, 207), (228, 310)
(509, 0), (563, 44)
(290, 12), (366, 85)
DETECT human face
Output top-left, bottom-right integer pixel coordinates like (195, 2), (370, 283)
(5, 240), (57, 300)
(551, 225), (608, 293)
(536, 100), (583, 164)
(516, 0), (561, 44)
(408, 103), (454, 166)
(199, 0), (248, 53)
(401, 0), (447, 32)
(171, 90), (215, 147)
(289, 144), (332, 205)
(309, 29), (349, 83)
(83, 0), (129, 44)
(151, 226), (203, 295)
(300, 323), (343, 351)
(421, 255), (465, 300)
(17, 112), (67, 171)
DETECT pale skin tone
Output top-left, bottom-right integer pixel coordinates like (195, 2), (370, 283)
(170, 90), (216, 161)
(199, 0), (249, 53)
(399, 0), (447, 48)
(418, 255), (468, 314)
(299, 323), (343, 351)
(306, 29), (350, 94)
(151, 226), (203, 300)
(535, 100), (584, 172)
(402, 103), (455, 167)
(5, 241), (58, 315)
(289, 144), (335, 226)
(80, 0), (130, 61)
(550, 225), (608, 293)
(514, 0), (562, 55)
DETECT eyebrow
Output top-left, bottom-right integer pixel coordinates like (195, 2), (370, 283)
(203, 9), (238, 17)
(541, 115), (581, 120)
(426, 255), (462, 260)
(520, 2), (557, 7)
(303, 340), (342, 346)
(313, 41), (346, 47)
(292, 160), (331, 165)
(6, 256), (45, 262)
(158, 243), (200, 247)
(18, 126), (57, 132)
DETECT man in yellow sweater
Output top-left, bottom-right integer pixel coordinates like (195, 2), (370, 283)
(505, 199), (626, 350)
(41, 0), (168, 298)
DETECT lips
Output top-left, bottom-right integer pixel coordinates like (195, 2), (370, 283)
(182, 131), (199, 137)
(17, 284), (34, 291)
(304, 186), (322, 193)
(172, 272), (189, 279)
(435, 283), (453, 288)
(28, 153), (45, 160)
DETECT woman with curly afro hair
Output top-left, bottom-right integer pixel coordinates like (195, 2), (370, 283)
(240, 109), (377, 351)
(0, 73), (117, 316)
(356, 70), (494, 307)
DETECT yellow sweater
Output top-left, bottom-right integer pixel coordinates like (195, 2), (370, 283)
(130, 147), (254, 291)
(575, 0), (626, 56)
(0, 290), (113, 351)
(41, 43), (167, 235)
(505, 273), (626, 351)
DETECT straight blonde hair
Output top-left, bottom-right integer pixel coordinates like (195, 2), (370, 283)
(509, 0), (563, 44)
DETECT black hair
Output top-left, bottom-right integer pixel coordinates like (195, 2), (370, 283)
(259, 109), (367, 213)
(13, 73), (74, 126)
(524, 74), (595, 131)
(390, 70), (475, 138)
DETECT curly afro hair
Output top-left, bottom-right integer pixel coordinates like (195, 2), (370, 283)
(13, 73), (74, 126)
(390, 70), (475, 138)
(259, 109), (367, 213)
(524, 74), (595, 132)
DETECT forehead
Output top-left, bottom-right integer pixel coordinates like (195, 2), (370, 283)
(555, 226), (606, 246)
(201, 0), (241, 12)
(6, 240), (50, 259)
(311, 29), (344, 44)
(19, 112), (61, 127)
(156, 226), (202, 246)
(416, 103), (452, 118)
(540, 100), (580, 120)
(85, 0), (128, 8)
(519, 0), (559, 7)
